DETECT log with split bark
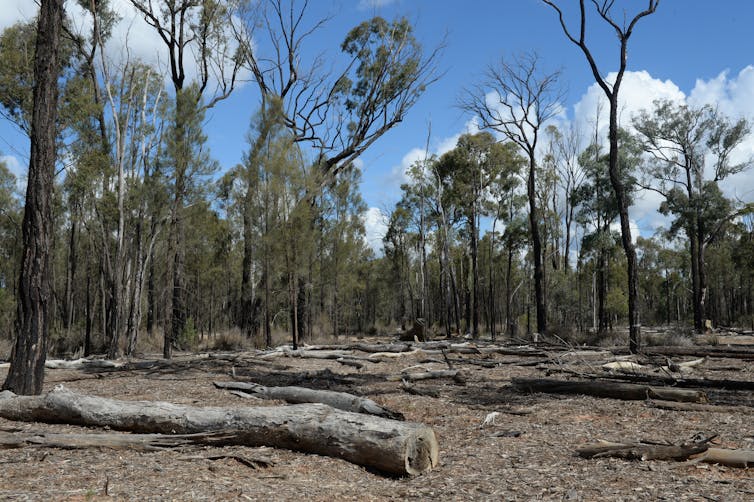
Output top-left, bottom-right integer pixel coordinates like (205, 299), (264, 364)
(0, 386), (438, 476)
(512, 378), (708, 403)
(213, 381), (404, 420)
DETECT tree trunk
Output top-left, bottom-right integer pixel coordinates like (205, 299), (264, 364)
(63, 215), (77, 332)
(0, 386), (438, 476)
(2, 0), (64, 395)
(607, 95), (640, 353)
(470, 209), (479, 338)
(527, 157), (546, 335)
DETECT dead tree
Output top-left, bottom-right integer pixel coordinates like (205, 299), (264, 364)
(462, 52), (563, 337)
(543, 0), (660, 353)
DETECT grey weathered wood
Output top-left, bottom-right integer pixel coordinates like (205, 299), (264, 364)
(512, 378), (708, 403)
(213, 381), (404, 420)
(0, 386), (437, 475)
(0, 430), (232, 451)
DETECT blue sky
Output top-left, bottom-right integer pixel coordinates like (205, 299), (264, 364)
(2, 0), (754, 251)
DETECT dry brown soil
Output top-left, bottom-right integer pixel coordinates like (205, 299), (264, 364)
(1, 338), (753, 501)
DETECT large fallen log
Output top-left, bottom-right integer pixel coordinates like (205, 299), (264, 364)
(0, 386), (438, 476)
(554, 368), (754, 392)
(512, 378), (708, 403)
(213, 381), (404, 420)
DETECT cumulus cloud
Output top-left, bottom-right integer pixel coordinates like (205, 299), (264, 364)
(383, 118), (480, 199)
(689, 66), (754, 203)
(362, 206), (388, 254)
(572, 70), (686, 144)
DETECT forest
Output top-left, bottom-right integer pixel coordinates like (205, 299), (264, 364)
(0, 0), (753, 394)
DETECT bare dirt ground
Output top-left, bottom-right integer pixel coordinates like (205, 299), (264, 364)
(1, 335), (754, 501)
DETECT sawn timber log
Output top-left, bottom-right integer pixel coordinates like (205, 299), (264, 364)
(0, 386), (438, 476)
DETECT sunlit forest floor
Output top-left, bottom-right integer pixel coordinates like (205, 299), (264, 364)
(1, 329), (754, 500)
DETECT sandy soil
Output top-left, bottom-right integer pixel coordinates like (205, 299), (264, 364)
(1, 338), (753, 501)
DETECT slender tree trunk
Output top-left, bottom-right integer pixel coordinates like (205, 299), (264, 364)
(607, 95), (640, 352)
(489, 218), (497, 340)
(84, 264), (93, 358)
(63, 215), (77, 333)
(471, 210), (479, 338)
(146, 243), (155, 338)
(527, 156), (546, 335)
(3, 0), (64, 395)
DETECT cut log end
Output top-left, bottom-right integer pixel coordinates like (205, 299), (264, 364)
(405, 428), (439, 475)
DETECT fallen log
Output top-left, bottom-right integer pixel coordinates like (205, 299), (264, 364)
(512, 378), (708, 403)
(647, 399), (754, 414)
(570, 369), (754, 392)
(389, 369), (465, 384)
(44, 358), (124, 370)
(0, 430), (234, 452)
(643, 346), (754, 360)
(213, 381), (404, 420)
(400, 380), (440, 398)
(576, 439), (754, 468)
(0, 386), (438, 476)
(576, 439), (709, 461)
(693, 447), (754, 468)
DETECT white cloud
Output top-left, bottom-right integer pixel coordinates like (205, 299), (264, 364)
(572, 70), (686, 145)
(358, 0), (397, 10)
(0, 0), (37, 30)
(2, 1), (248, 92)
(362, 206), (388, 254)
(689, 66), (754, 203)
(384, 118), (480, 198)
(0, 155), (21, 176)
(0, 155), (25, 195)
(609, 220), (641, 245)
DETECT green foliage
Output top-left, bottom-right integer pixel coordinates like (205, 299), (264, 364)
(177, 317), (199, 351)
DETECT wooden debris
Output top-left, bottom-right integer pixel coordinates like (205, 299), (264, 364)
(389, 369), (465, 385)
(180, 453), (275, 469)
(0, 386), (437, 476)
(576, 439), (754, 468)
(512, 378), (708, 403)
(0, 430), (235, 452)
(693, 447), (754, 468)
(647, 399), (754, 415)
(643, 346), (754, 360)
(213, 381), (404, 420)
(576, 439), (710, 461)
(400, 380), (440, 398)
(44, 358), (124, 370)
